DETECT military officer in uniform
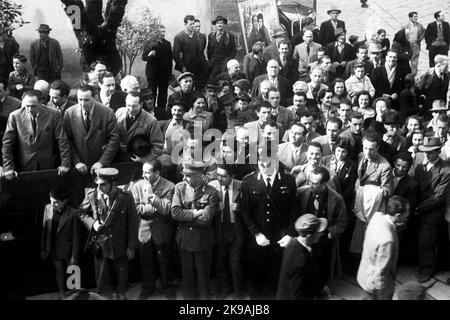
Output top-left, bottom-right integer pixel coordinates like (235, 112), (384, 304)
(239, 149), (298, 299)
(79, 168), (139, 300)
(171, 161), (219, 300)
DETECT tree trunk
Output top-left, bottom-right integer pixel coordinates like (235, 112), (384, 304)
(61, 0), (128, 75)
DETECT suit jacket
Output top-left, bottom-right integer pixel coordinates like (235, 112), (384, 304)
(319, 20), (346, 46)
(274, 106), (295, 132)
(405, 21), (426, 45)
(63, 102), (120, 166)
(297, 185), (347, 237)
(95, 91), (126, 113)
(357, 153), (393, 198)
(392, 172), (420, 212)
(276, 239), (316, 300)
(209, 179), (245, 245)
(142, 38), (173, 80)
(326, 42), (355, 76)
(250, 74), (292, 105)
(425, 21), (450, 49)
(277, 56), (298, 84)
(419, 67), (450, 110)
(115, 107), (164, 162)
(29, 38), (63, 74)
(2, 106), (71, 171)
(293, 41), (321, 75)
(131, 177), (176, 245)
(339, 128), (363, 160)
(312, 135), (334, 157)
(79, 188), (139, 259)
(41, 204), (80, 261)
(47, 99), (77, 116)
(171, 181), (219, 252)
(414, 158), (450, 214)
(244, 54), (266, 85)
(277, 142), (308, 171)
(370, 65), (408, 101)
(323, 156), (358, 203)
(207, 31), (236, 62)
(357, 212), (398, 294)
(243, 120), (284, 144)
(239, 171), (298, 241)
(215, 71), (246, 85)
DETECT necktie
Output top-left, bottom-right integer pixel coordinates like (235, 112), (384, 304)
(313, 194), (320, 213)
(266, 177), (272, 194)
(31, 115), (37, 135)
(217, 32), (223, 42)
(103, 194), (110, 210)
(294, 148), (300, 164)
(84, 111), (91, 130)
(223, 186), (231, 226)
(306, 44), (310, 56)
(360, 158), (368, 178)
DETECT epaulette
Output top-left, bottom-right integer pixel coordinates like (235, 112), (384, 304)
(242, 170), (256, 180)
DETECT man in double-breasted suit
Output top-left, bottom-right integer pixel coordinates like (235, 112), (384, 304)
(2, 90), (71, 178)
(142, 26), (173, 110)
(357, 196), (409, 300)
(131, 160), (176, 299)
(325, 28), (355, 78)
(40, 187), (80, 298)
(79, 168), (139, 299)
(29, 24), (63, 82)
(319, 8), (346, 46)
(115, 92), (164, 163)
(209, 164), (245, 299)
(171, 161), (219, 300)
(63, 85), (120, 175)
(297, 166), (347, 285)
(239, 153), (298, 299)
(424, 11), (450, 67)
(414, 137), (450, 282)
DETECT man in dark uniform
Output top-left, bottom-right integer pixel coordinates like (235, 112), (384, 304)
(79, 168), (139, 300)
(171, 161), (219, 300)
(142, 25), (173, 111)
(207, 16), (237, 81)
(239, 150), (298, 299)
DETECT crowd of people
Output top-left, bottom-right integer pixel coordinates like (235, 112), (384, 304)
(0, 6), (450, 301)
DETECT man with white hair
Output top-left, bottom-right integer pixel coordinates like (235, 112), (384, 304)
(120, 75), (140, 93)
(215, 59), (246, 84)
(293, 29), (321, 81)
(34, 79), (50, 104)
(251, 59), (292, 105)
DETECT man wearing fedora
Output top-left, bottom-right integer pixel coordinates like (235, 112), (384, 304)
(319, 7), (346, 47)
(207, 16), (236, 80)
(262, 27), (286, 65)
(325, 28), (355, 79)
(424, 100), (449, 134)
(79, 168), (139, 299)
(383, 110), (408, 152)
(414, 136), (450, 283)
(29, 24), (63, 83)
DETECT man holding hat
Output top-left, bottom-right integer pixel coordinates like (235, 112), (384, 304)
(414, 136), (450, 282)
(171, 161), (219, 299)
(276, 214), (327, 300)
(29, 24), (63, 83)
(319, 7), (346, 46)
(207, 16), (236, 80)
(79, 167), (139, 299)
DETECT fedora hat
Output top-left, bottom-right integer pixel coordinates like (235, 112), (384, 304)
(429, 100), (448, 112)
(334, 27), (346, 38)
(272, 27), (286, 38)
(37, 24), (52, 33)
(212, 15), (228, 25)
(327, 7), (342, 15)
(295, 214), (328, 234)
(418, 136), (442, 152)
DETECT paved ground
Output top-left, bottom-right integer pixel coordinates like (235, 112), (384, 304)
(27, 266), (450, 300)
(316, 0), (450, 76)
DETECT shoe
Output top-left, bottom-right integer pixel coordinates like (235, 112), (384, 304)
(361, 3), (369, 8)
(417, 273), (431, 283)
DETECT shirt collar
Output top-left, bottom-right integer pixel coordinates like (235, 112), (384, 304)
(82, 104), (95, 116)
(297, 237), (312, 252)
(151, 176), (161, 189)
(258, 171), (279, 184)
